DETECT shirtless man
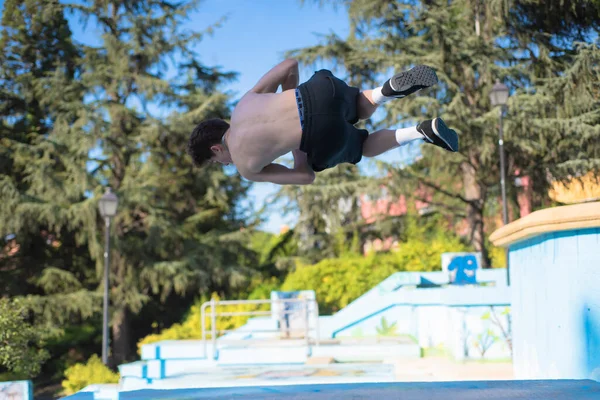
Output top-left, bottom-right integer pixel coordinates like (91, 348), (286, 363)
(187, 59), (458, 185)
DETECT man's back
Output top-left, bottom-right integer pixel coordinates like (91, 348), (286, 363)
(228, 89), (302, 174)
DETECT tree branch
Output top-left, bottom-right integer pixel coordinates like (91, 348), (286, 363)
(412, 196), (467, 217)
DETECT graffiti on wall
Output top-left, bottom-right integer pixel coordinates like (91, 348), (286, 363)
(442, 252), (481, 285)
(0, 381), (32, 400)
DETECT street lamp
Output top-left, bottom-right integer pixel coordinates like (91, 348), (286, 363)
(490, 80), (509, 225)
(98, 187), (118, 365)
(490, 80), (510, 285)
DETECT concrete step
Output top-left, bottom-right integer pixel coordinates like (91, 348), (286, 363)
(121, 341), (419, 382)
(217, 344), (309, 365)
(146, 358), (218, 379)
(312, 342), (421, 362)
(118, 360), (147, 378)
(141, 340), (214, 360)
(119, 376), (152, 392)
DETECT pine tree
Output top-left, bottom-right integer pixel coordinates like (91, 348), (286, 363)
(69, 0), (252, 364)
(0, 0), (98, 331)
(510, 41), (600, 193)
(504, 1), (600, 197)
(293, 0), (600, 267)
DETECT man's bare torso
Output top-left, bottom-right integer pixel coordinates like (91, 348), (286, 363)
(226, 89), (302, 173)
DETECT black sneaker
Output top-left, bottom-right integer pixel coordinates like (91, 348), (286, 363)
(381, 65), (439, 98)
(417, 118), (459, 152)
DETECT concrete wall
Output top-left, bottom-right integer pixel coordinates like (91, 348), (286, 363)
(509, 228), (600, 380)
(332, 290), (512, 361)
(490, 202), (600, 381)
(326, 269), (508, 338)
(0, 380), (32, 400)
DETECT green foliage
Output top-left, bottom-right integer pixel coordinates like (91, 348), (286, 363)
(3, 0), (595, 392)
(290, 0), (600, 268)
(489, 245), (507, 269)
(43, 322), (104, 381)
(61, 355), (119, 396)
(282, 227), (468, 314)
(0, 298), (51, 377)
(0, 0), (98, 331)
(0, 0), (259, 380)
(375, 317), (398, 337)
(248, 229), (300, 278)
(273, 164), (373, 262)
(510, 41), (600, 183)
(50, 0), (250, 365)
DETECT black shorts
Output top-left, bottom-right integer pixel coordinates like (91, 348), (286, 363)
(297, 70), (368, 172)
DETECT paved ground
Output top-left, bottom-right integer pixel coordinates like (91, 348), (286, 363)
(116, 380), (600, 399)
(63, 360), (600, 399)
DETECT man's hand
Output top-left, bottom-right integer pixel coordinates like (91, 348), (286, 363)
(250, 59), (299, 94)
(281, 64), (299, 91)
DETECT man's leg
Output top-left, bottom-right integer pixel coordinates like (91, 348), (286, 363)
(357, 90), (379, 120)
(362, 118), (459, 157)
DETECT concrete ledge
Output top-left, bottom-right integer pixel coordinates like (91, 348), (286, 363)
(76, 380), (600, 399)
(490, 202), (600, 247)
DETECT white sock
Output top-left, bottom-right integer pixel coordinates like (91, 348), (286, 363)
(371, 87), (393, 105)
(395, 126), (425, 146)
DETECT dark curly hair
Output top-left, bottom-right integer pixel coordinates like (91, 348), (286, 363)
(187, 118), (230, 167)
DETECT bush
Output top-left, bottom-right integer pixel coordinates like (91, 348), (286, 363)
(0, 298), (50, 377)
(281, 231), (469, 314)
(61, 355), (119, 395)
(489, 245), (507, 268)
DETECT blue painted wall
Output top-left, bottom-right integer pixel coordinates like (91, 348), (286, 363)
(331, 289), (512, 361)
(325, 269), (508, 337)
(509, 227), (600, 380)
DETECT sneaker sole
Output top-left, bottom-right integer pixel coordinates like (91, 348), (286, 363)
(432, 118), (459, 152)
(390, 65), (439, 96)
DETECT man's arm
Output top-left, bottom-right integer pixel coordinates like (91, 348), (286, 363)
(241, 161), (315, 185)
(250, 59), (299, 94)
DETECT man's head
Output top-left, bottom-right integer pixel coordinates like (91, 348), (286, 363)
(187, 118), (233, 167)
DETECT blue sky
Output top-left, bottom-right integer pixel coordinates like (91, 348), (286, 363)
(61, 0), (421, 233)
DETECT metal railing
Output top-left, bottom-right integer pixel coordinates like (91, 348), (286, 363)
(200, 298), (320, 359)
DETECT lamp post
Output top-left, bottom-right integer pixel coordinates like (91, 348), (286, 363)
(490, 80), (510, 285)
(98, 187), (118, 365)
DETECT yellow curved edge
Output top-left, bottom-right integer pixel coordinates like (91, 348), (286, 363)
(489, 201), (600, 247)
